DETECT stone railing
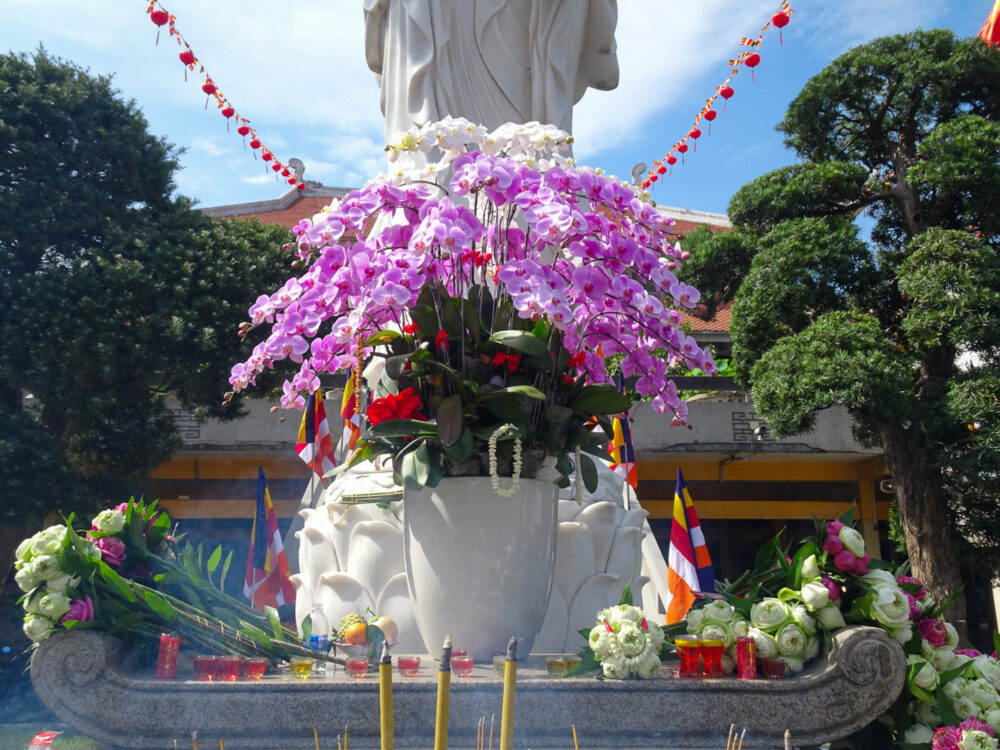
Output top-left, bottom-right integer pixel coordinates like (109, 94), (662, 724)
(31, 625), (904, 749)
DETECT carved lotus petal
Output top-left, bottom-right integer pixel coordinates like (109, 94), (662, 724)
(576, 502), (622, 571)
(554, 522), (596, 604)
(315, 571), (374, 625)
(566, 573), (622, 643)
(346, 520), (404, 605)
(606, 526), (643, 581)
(296, 523), (338, 592)
(374, 572), (422, 653)
(534, 584), (569, 653)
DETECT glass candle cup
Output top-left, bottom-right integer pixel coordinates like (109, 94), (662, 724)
(493, 654), (507, 678)
(451, 648), (468, 658)
(451, 655), (474, 678)
(674, 636), (702, 678)
(192, 655), (215, 681)
(397, 656), (420, 678)
(216, 655), (242, 682)
(345, 657), (369, 678)
(736, 636), (757, 680)
(760, 657), (787, 680)
(289, 657), (313, 679)
(700, 638), (725, 678)
(155, 633), (181, 680)
(545, 655), (581, 676)
(242, 657), (267, 681)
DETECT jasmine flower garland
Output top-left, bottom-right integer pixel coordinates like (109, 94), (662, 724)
(488, 423), (522, 497)
(587, 603), (665, 679)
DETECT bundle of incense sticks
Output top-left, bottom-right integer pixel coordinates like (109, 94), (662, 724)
(725, 724), (746, 750)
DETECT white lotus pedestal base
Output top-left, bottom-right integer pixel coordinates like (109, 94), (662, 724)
(404, 477), (558, 662)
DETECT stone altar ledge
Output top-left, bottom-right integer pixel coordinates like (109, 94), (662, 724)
(31, 626), (904, 749)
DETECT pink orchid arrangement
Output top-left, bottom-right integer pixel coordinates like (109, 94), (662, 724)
(229, 118), (714, 490)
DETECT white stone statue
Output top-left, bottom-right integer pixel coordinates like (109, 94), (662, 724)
(364, 0), (620, 144)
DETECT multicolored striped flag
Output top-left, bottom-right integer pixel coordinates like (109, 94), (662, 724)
(609, 415), (638, 488)
(244, 467), (296, 610)
(665, 469), (715, 623)
(296, 389), (336, 485)
(340, 371), (363, 452)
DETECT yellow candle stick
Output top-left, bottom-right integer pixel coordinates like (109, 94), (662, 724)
(219, 740), (224, 750)
(314, 725), (320, 750)
(344, 726), (349, 750)
(379, 641), (395, 750)
(499, 637), (518, 750)
(572, 724), (579, 750)
(434, 635), (453, 750)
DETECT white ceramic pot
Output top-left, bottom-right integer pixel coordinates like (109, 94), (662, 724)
(403, 476), (558, 662)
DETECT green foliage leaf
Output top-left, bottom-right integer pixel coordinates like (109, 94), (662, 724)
(206, 545), (222, 575)
(568, 386), (631, 415)
(489, 330), (550, 357)
(578, 452), (599, 493)
(436, 394), (464, 446)
(365, 419), (438, 439)
(142, 590), (176, 620)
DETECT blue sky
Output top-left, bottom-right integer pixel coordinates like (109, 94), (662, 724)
(1, 1), (990, 216)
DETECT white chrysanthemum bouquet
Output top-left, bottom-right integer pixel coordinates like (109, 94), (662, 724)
(587, 602), (665, 679)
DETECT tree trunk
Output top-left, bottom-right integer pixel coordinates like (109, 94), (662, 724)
(879, 424), (967, 641)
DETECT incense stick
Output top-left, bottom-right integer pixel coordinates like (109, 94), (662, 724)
(488, 713), (495, 750)
(738, 728), (746, 750)
(344, 725), (349, 750)
(572, 724), (579, 750)
(726, 723), (734, 750)
(314, 725), (320, 750)
(191, 730), (199, 750)
(338, 734), (342, 750)
(219, 740), (224, 750)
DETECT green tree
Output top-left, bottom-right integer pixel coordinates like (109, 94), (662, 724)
(0, 50), (294, 579)
(682, 30), (1000, 631)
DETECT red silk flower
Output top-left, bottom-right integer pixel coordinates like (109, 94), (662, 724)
(491, 352), (521, 373)
(366, 387), (427, 425)
(434, 329), (449, 349)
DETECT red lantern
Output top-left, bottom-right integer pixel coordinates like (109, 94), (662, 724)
(281, 168), (291, 177)
(150, 8), (169, 44)
(649, 174), (658, 183)
(703, 108), (717, 134)
(689, 128), (702, 152)
(249, 138), (261, 150)
(201, 81), (217, 96)
(772, 11), (789, 44)
(297, 182), (306, 191)
(719, 85), (735, 113)
(677, 143), (688, 154)
(287, 177), (297, 185)
(272, 162), (282, 172)
(657, 165), (666, 175)
(237, 125), (250, 137)
(261, 151), (273, 162)
(745, 52), (761, 82)
(179, 50), (195, 66)
(220, 106), (235, 119)
(666, 155), (678, 166)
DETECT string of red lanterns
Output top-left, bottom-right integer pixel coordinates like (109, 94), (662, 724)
(145, 1), (306, 191)
(641, 2), (793, 190)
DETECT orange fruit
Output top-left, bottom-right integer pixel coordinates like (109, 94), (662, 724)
(344, 621), (368, 645)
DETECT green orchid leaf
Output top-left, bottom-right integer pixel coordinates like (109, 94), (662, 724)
(437, 394), (464, 446)
(384, 354), (411, 379)
(219, 550), (233, 591)
(579, 452), (599, 492)
(546, 404), (573, 423)
(475, 384), (546, 402)
(399, 438), (431, 489)
(266, 606), (285, 641)
(618, 581), (633, 606)
(363, 329), (402, 347)
(568, 386), (632, 415)
(461, 298), (483, 348)
(365, 419), (438, 439)
(142, 590), (176, 620)
(489, 330), (549, 357)
(206, 545), (222, 575)
(442, 426), (474, 462)
(936, 688), (961, 727)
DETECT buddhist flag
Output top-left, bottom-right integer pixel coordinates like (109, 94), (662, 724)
(609, 415), (638, 488)
(296, 389), (336, 484)
(244, 467), (296, 610)
(340, 371), (363, 451)
(980, 1), (1000, 46)
(665, 469), (715, 624)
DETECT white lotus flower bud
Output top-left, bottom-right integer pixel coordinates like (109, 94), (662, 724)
(959, 729), (999, 750)
(915, 699), (942, 727)
(801, 581), (829, 611)
(38, 591), (71, 620)
(23, 614), (54, 642)
(870, 584), (910, 627)
(748, 627), (778, 659)
(91, 509), (125, 534)
(815, 604), (846, 630)
(943, 679), (965, 700)
(838, 526), (866, 556)
(699, 623), (734, 650)
(973, 655), (1000, 692)
(784, 657), (805, 674)
(685, 608), (705, 632)
(776, 623), (807, 658)
(731, 617), (749, 639)
(589, 627), (612, 658)
(15, 567), (39, 593)
(29, 554), (61, 581)
(903, 724), (934, 745)
(953, 696), (979, 720)
(702, 599), (735, 624)
(891, 624), (914, 645)
(750, 598), (790, 630)
(801, 554), (820, 581)
(15, 536), (33, 561)
(791, 603), (817, 635)
(983, 707), (1000, 734)
(862, 569), (896, 585)
(965, 678), (1000, 710)
(602, 655), (629, 679)
(907, 655), (939, 691)
(637, 651), (660, 679)
(945, 622), (960, 649)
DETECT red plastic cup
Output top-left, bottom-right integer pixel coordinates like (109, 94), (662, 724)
(242, 657), (267, 680)
(216, 655), (241, 681)
(760, 657), (786, 680)
(700, 638), (725, 678)
(155, 633), (181, 680)
(345, 658), (369, 678)
(674, 636), (701, 678)
(736, 637), (757, 680)
(193, 655), (215, 681)
(451, 655), (474, 678)
(397, 656), (420, 678)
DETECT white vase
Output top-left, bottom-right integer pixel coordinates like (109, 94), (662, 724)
(403, 476), (558, 662)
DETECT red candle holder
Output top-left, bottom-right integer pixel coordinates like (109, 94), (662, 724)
(736, 636), (757, 680)
(674, 636), (701, 678)
(700, 638), (725, 678)
(155, 633), (181, 680)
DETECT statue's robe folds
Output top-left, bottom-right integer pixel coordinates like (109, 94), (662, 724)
(364, 0), (619, 142)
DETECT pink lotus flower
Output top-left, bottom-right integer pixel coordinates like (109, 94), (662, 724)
(897, 574), (926, 599)
(826, 519), (845, 536)
(822, 576), (841, 602)
(905, 591), (922, 621)
(918, 617), (948, 647)
(959, 717), (995, 737)
(95, 536), (126, 567)
(932, 726), (961, 750)
(60, 595), (94, 624)
(956, 648), (982, 659)
(852, 554), (870, 575)
(823, 534), (844, 555)
(834, 550), (857, 572)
